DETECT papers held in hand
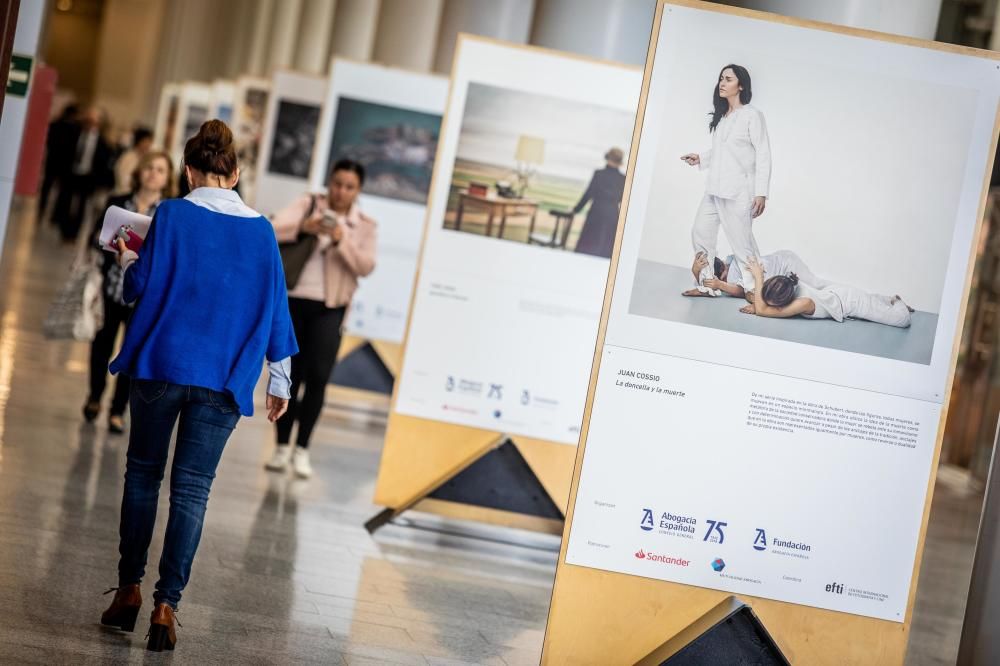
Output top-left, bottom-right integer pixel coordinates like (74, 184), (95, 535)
(99, 206), (152, 253)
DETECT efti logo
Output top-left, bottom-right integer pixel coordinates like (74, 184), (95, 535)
(640, 508), (655, 532)
(703, 519), (728, 544)
(825, 582), (844, 595)
(753, 528), (767, 552)
(635, 549), (647, 559)
(711, 558), (726, 572)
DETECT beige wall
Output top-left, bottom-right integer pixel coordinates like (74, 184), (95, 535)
(42, 1), (104, 104)
(372, 0), (444, 72)
(92, 0), (168, 132)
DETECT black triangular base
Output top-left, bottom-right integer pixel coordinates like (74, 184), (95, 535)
(637, 596), (789, 666)
(428, 440), (564, 520)
(329, 342), (394, 394)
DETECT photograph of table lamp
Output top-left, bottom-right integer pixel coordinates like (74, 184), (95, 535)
(510, 135), (545, 198)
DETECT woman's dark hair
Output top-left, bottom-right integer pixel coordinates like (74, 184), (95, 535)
(329, 158), (365, 186)
(761, 273), (799, 308)
(183, 119), (238, 177)
(132, 126), (154, 146)
(714, 257), (726, 279)
(709, 64), (752, 132)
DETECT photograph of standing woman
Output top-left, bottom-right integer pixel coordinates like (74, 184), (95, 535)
(681, 64), (771, 297)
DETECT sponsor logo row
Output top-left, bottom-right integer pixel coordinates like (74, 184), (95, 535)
(629, 507), (887, 605)
(639, 508), (811, 556)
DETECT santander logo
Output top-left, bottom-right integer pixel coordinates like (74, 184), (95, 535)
(634, 548), (690, 567)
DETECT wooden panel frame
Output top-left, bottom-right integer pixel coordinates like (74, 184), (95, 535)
(542, 1), (1000, 663)
(371, 35), (638, 523)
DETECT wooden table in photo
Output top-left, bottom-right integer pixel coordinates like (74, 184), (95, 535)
(454, 192), (539, 239)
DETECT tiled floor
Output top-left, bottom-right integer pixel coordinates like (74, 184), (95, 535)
(0, 199), (557, 664)
(0, 197), (986, 664)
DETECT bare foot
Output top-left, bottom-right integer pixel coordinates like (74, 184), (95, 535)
(682, 288), (709, 297)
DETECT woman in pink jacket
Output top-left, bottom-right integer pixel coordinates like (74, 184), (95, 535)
(266, 159), (376, 478)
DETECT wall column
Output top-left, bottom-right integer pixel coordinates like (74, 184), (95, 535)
(372, 0), (444, 72)
(266, 0), (305, 73)
(295, 0), (337, 74)
(328, 0), (380, 62)
(529, 0), (656, 67)
(433, 0), (535, 73)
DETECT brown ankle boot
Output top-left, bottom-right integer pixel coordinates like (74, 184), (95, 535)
(146, 603), (177, 652)
(100, 584), (142, 632)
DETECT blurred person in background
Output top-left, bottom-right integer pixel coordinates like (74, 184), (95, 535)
(83, 150), (176, 434)
(38, 103), (79, 220)
(113, 127), (154, 195)
(100, 120), (296, 651)
(53, 106), (115, 242)
(265, 159), (376, 479)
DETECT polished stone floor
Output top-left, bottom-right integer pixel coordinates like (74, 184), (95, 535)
(0, 198), (985, 664)
(0, 199), (557, 663)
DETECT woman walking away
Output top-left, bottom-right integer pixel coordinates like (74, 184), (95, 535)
(265, 159), (376, 479)
(100, 120), (297, 651)
(681, 63), (771, 296)
(572, 147), (627, 259)
(83, 150), (175, 433)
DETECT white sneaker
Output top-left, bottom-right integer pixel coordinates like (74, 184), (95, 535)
(265, 445), (292, 472)
(292, 448), (313, 479)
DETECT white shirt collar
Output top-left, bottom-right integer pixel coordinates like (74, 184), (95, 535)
(184, 187), (260, 218)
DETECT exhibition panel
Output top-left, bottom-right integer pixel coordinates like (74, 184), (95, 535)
(544, 1), (1000, 663)
(167, 82), (213, 170)
(230, 76), (271, 207)
(310, 60), (448, 345)
(395, 37), (642, 445)
(254, 69), (327, 217)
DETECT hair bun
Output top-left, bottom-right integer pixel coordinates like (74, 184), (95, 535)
(787, 272), (799, 286)
(198, 119), (233, 151)
(184, 119), (238, 177)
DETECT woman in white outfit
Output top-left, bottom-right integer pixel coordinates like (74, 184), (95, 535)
(744, 257), (913, 328)
(681, 64), (771, 297)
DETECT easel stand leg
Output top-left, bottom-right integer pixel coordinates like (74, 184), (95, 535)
(364, 435), (565, 537)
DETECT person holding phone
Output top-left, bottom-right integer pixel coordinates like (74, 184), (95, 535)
(100, 120), (297, 651)
(266, 159), (376, 479)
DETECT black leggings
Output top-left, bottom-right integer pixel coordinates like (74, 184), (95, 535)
(89, 296), (132, 415)
(276, 298), (345, 448)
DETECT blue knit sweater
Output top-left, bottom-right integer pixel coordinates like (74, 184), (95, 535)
(110, 198), (298, 416)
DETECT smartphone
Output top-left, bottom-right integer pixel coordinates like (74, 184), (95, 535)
(321, 210), (339, 229)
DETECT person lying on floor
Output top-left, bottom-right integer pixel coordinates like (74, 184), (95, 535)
(740, 256), (913, 328)
(683, 249), (829, 304)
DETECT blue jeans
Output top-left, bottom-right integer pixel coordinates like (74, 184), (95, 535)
(118, 380), (240, 609)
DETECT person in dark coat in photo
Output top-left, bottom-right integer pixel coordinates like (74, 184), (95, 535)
(53, 106), (115, 241)
(572, 147), (627, 259)
(38, 103), (80, 220)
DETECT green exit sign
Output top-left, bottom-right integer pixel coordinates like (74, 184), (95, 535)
(6, 54), (33, 98)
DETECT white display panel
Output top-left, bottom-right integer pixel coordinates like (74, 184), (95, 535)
(309, 61), (448, 343)
(152, 83), (180, 154)
(169, 82), (213, 169)
(231, 76), (270, 207)
(209, 79), (236, 125)
(564, 3), (1000, 622)
(395, 37), (642, 444)
(254, 70), (327, 217)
